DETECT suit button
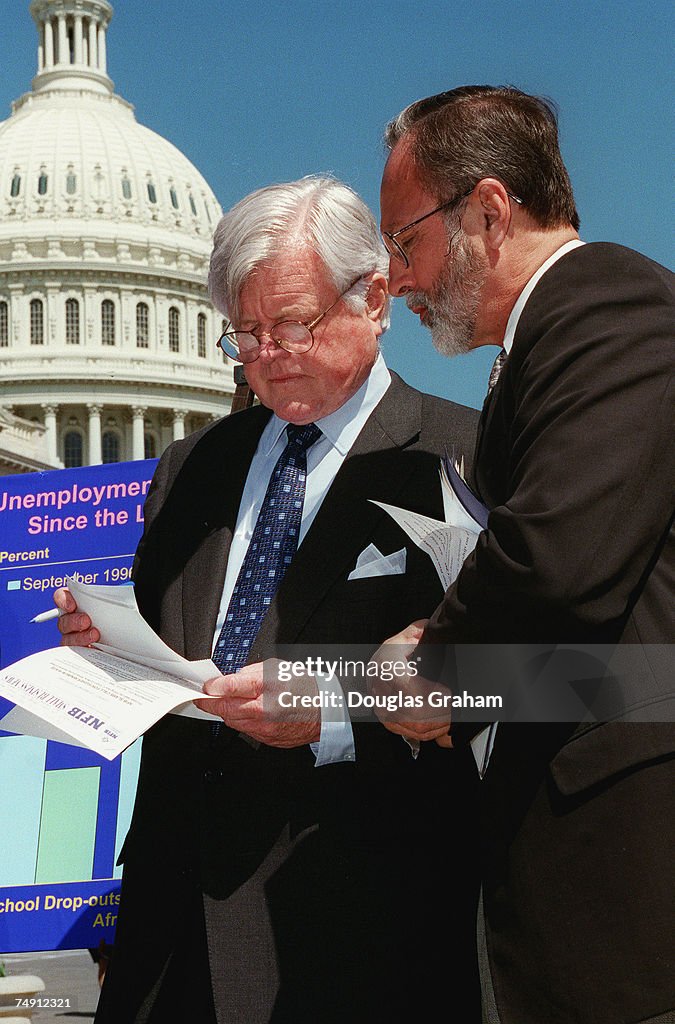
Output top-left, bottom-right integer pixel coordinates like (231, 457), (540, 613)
(203, 768), (224, 784)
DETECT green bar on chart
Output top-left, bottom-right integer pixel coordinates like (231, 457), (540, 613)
(35, 767), (100, 883)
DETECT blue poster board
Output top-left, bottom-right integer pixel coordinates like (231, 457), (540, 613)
(0, 459), (157, 952)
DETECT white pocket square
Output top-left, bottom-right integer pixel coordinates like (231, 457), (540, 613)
(348, 544), (407, 580)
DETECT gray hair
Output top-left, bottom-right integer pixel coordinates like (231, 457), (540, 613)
(208, 175), (390, 329)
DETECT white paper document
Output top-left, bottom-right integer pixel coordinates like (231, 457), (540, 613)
(371, 455), (488, 591)
(0, 576), (221, 760)
(370, 501), (477, 591)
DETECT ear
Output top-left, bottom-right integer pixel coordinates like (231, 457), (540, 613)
(474, 179), (515, 251)
(364, 273), (388, 322)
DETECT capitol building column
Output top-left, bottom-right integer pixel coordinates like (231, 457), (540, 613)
(73, 14), (83, 65)
(37, 22), (44, 71)
(131, 406), (147, 461)
(56, 14), (67, 67)
(97, 22), (107, 74)
(88, 18), (98, 69)
(87, 403), (102, 465)
(44, 17), (54, 69)
(172, 410), (186, 442)
(41, 404), (59, 464)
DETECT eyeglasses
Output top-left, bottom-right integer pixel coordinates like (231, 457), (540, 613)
(217, 275), (363, 364)
(382, 186), (523, 268)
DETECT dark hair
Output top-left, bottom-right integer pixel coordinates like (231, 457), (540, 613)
(385, 85), (580, 231)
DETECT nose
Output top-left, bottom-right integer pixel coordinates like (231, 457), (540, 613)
(256, 331), (283, 361)
(387, 256), (414, 297)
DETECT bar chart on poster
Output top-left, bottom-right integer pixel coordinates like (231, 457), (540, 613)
(0, 460), (156, 952)
(0, 734), (142, 950)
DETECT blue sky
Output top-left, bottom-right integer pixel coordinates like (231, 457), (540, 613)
(2, 0), (672, 409)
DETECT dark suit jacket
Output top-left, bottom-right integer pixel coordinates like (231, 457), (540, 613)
(422, 244), (675, 1024)
(97, 372), (481, 1024)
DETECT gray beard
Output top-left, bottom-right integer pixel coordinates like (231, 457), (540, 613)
(409, 233), (487, 357)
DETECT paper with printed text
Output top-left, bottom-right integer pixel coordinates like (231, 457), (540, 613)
(0, 576), (220, 760)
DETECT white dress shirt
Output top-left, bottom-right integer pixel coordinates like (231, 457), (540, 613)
(502, 239), (585, 354)
(211, 351), (391, 765)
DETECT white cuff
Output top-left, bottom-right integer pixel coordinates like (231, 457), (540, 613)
(309, 672), (355, 766)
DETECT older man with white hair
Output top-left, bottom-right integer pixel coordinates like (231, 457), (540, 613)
(58, 175), (481, 1024)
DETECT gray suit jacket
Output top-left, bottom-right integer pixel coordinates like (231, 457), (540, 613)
(97, 371), (482, 1024)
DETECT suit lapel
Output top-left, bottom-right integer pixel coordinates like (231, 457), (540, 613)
(182, 406), (272, 659)
(474, 366), (507, 505)
(251, 374), (425, 655)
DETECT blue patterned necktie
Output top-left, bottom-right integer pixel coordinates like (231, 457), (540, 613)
(212, 421), (322, 674)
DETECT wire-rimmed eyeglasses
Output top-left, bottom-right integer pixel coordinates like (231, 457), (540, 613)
(216, 275), (364, 364)
(382, 186), (523, 268)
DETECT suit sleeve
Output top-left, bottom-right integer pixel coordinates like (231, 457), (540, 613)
(131, 436), (192, 633)
(422, 248), (675, 645)
(132, 442), (175, 581)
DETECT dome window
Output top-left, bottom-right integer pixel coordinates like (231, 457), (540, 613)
(66, 170), (77, 195)
(30, 298), (44, 345)
(101, 299), (115, 345)
(144, 434), (157, 459)
(66, 298), (80, 344)
(10, 174), (21, 198)
(0, 302), (8, 347)
(136, 303), (149, 348)
(188, 192), (197, 216)
(197, 313), (207, 358)
(147, 181), (157, 204)
(38, 171), (48, 196)
(102, 431), (121, 464)
(121, 176), (132, 200)
(64, 431), (83, 468)
(170, 186), (179, 210)
(204, 198), (212, 224)
(168, 306), (180, 352)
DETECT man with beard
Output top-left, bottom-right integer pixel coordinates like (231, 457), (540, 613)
(377, 86), (675, 1024)
(383, 192), (491, 359)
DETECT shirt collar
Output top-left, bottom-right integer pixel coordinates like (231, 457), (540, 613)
(263, 350), (391, 456)
(502, 239), (585, 354)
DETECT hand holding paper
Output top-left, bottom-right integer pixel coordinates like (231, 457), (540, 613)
(197, 660), (323, 748)
(369, 455), (491, 763)
(54, 584), (101, 646)
(369, 619), (454, 746)
(0, 577), (221, 760)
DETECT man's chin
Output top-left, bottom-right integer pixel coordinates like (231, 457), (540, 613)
(430, 325), (473, 358)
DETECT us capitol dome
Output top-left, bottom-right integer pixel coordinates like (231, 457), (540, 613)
(0, 0), (235, 473)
